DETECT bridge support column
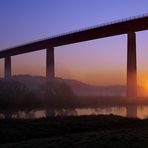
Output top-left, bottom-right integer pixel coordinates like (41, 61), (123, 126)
(127, 32), (137, 118)
(46, 47), (55, 80)
(4, 56), (11, 79)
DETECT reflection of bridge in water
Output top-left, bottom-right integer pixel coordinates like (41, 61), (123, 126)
(1, 14), (148, 118)
(74, 96), (148, 118)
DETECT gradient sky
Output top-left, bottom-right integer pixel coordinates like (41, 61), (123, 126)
(0, 0), (148, 86)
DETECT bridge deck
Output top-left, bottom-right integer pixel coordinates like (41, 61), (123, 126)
(0, 14), (148, 58)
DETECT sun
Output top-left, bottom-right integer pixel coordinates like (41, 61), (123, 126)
(141, 82), (148, 97)
(144, 83), (148, 92)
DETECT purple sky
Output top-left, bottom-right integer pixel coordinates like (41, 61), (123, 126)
(0, 0), (148, 85)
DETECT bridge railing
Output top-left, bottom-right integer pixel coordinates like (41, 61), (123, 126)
(38, 13), (148, 40)
(1, 13), (148, 52)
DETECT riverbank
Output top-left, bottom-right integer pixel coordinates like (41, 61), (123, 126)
(0, 115), (148, 147)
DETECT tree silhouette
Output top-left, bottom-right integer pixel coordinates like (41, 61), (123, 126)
(0, 80), (29, 119)
(40, 80), (76, 117)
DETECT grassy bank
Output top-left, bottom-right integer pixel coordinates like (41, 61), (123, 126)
(0, 115), (148, 147)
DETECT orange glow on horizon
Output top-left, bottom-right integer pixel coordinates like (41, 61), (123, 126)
(137, 71), (148, 97)
(143, 82), (148, 93)
(0, 57), (148, 90)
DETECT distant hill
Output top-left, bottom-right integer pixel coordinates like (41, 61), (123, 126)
(64, 79), (126, 96)
(0, 75), (145, 96)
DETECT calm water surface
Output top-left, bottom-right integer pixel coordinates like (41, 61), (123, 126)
(19, 106), (148, 119)
(1, 106), (148, 119)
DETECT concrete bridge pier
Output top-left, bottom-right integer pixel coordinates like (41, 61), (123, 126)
(4, 56), (12, 119)
(4, 56), (11, 79)
(46, 47), (55, 80)
(127, 32), (137, 118)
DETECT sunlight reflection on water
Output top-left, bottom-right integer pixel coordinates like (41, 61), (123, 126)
(1, 106), (148, 119)
(77, 106), (148, 119)
(33, 106), (148, 119)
